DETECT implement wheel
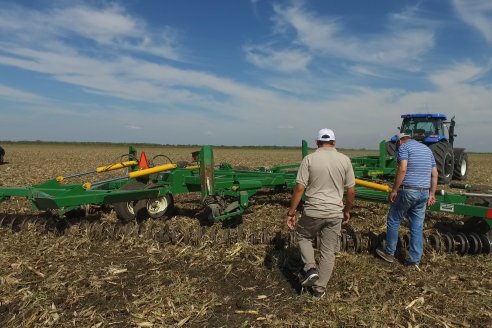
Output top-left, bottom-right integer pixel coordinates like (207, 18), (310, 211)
(134, 194), (175, 220)
(429, 142), (454, 184)
(113, 181), (147, 223)
(452, 148), (468, 180)
(0, 145), (4, 164)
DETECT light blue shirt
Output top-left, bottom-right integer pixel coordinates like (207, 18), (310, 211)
(398, 140), (436, 188)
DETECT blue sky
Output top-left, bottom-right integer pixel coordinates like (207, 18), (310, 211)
(0, 0), (491, 151)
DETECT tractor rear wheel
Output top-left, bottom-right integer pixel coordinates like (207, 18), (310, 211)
(452, 148), (468, 180)
(114, 181), (147, 223)
(429, 142), (454, 184)
(386, 141), (396, 157)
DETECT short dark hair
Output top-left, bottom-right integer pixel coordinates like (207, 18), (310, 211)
(317, 140), (335, 145)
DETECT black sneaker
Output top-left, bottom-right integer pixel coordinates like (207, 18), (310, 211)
(311, 288), (325, 299)
(301, 268), (319, 287)
(404, 261), (421, 271)
(376, 248), (396, 263)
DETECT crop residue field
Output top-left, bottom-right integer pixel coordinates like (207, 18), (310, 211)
(1, 143), (491, 327)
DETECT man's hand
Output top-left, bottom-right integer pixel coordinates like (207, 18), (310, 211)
(342, 211), (351, 225)
(428, 194), (436, 206)
(389, 190), (398, 203)
(286, 214), (297, 231)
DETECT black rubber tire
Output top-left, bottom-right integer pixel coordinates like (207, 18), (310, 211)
(113, 181), (147, 223)
(429, 142), (454, 185)
(386, 141), (396, 156)
(0, 145), (4, 164)
(133, 193), (175, 220)
(452, 148), (468, 180)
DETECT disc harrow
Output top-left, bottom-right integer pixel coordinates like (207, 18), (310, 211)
(1, 216), (490, 256)
(1, 140), (491, 261)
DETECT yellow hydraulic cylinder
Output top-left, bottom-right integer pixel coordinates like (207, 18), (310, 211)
(355, 178), (391, 193)
(95, 161), (138, 173)
(57, 160), (138, 182)
(82, 163), (177, 190)
(128, 163), (177, 179)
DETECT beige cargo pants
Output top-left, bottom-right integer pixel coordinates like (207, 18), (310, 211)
(296, 214), (342, 291)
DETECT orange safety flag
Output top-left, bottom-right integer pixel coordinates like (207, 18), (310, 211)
(139, 151), (149, 170)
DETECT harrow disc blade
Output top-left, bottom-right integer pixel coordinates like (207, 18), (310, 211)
(442, 233), (455, 252)
(454, 232), (469, 255)
(427, 233), (442, 253)
(466, 233), (482, 254)
(478, 233), (491, 254)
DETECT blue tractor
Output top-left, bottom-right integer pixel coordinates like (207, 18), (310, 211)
(387, 114), (468, 184)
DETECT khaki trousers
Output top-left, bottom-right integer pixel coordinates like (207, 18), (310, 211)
(296, 214), (342, 290)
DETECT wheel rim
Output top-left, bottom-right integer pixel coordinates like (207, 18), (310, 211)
(460, 158), (467, 176)
(126, 201), (135, 215)
(444, 153), (453, 178)
(146, 196), (169, 218)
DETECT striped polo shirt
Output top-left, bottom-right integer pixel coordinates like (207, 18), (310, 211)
(397, 139), (436, 189)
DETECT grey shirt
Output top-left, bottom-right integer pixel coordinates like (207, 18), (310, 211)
(296, 147), (355, 219)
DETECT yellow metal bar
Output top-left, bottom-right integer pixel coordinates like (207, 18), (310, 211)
(57, 160), (139, 182)
(128, 163), (177, 179)
(96, 160), (138, 173)
(185, 165), (200, 170)
(355, 178), (391, 193)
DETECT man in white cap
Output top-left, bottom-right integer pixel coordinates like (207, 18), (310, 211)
(286, 128), (355, 299)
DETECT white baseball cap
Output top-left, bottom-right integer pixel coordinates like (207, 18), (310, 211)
(317, 128), (335, 142)
(397, 132), (411, 140)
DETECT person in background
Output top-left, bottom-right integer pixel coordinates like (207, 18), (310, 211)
(286, 128), (355, 299)
(376, 132), (438, 268)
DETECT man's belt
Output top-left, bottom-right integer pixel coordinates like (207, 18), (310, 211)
(400, 185), (430, 191)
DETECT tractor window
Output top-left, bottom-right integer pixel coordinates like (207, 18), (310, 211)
(401, 119), (436, 137)
(435, 122), (444, 136)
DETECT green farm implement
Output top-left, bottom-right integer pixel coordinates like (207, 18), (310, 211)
(0, 140), (491, 255)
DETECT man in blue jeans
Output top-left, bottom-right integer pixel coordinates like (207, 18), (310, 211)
(376, 132), (438, 267)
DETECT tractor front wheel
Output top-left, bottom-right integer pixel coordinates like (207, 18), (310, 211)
(386, 141), (396, 157)
(429, 142), (454, 185)
(452, 148), (468, 180)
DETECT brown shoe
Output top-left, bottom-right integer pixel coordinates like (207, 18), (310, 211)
(376, 248), (396, 263)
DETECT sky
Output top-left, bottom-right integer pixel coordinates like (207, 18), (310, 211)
(0, 0), (491, 151)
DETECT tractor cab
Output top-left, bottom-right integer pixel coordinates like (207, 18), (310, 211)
(390, 114), (455, 146)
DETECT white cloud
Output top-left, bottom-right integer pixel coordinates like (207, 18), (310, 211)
(453, 0), (492, 42)
(0, 4), (182, 61)
(429, 62), (487, 87)
(252, 2), (435, 71)
(243, 44), (311, 72)
(0, 84), (46, 103)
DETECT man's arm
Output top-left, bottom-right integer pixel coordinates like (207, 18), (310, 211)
(286, 183), (305, 230)
(390, 160), (407, 202)
(343, 186), (355, 224)
(428, 166), (438, 206)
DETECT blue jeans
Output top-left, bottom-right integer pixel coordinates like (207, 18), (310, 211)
(385, 189), (429, 264)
